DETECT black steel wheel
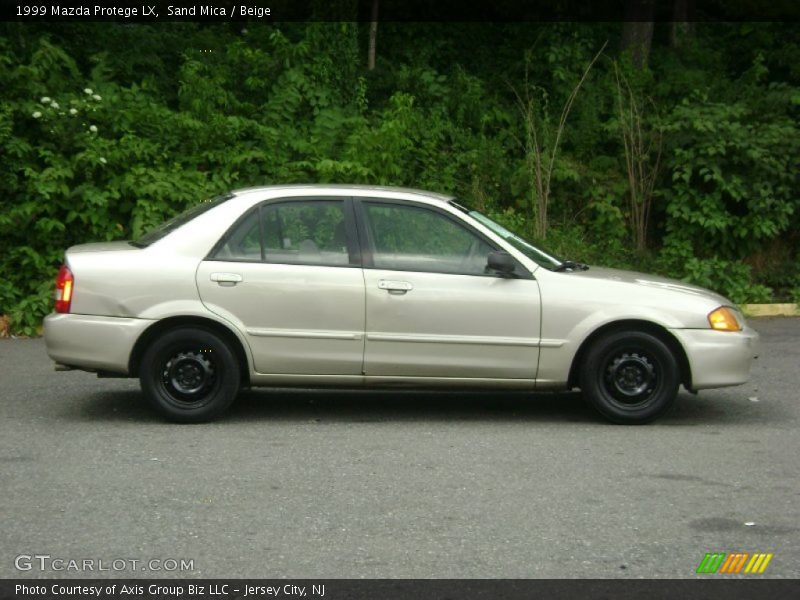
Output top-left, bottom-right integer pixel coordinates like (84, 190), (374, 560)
(579, 330), (679, 424)
(140, 327), (240, 422)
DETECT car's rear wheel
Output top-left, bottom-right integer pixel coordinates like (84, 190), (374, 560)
(140, 327), (240, 423)
(579, 330), (679, 424)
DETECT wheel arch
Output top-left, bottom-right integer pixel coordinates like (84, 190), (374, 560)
(567, 319), (692, 391)
(128, 316), (252, 385)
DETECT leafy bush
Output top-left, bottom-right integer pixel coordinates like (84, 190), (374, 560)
(657, 239), (773, 304)
(0, 23), (798, 333)
(662, 84), (798, 260)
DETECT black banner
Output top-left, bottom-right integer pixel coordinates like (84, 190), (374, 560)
(2, 579), (800, 600)
(2, 0), (800, 22)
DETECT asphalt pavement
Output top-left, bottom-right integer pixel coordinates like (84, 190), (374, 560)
(1, 318), (798, 579)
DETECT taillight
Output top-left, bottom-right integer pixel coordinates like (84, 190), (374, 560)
(55, 265), (74, 313)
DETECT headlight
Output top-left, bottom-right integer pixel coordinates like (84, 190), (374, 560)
(708, 306), (742, 332)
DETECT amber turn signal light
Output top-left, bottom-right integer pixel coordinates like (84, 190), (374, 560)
(708, 306), (741, 332)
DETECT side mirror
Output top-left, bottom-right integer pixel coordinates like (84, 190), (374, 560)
(487, 251), (516, 276)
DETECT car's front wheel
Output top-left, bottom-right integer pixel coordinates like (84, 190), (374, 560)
(140, 327), (240, 423)
(579, 330), (680, 424)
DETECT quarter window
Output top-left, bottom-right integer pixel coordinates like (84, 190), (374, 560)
(362, 202), (494, 275)
(215, 209), (261, 260)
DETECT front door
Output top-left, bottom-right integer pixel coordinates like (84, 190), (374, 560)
(357, 200), (541, 380)
(197, 198), (365, 375)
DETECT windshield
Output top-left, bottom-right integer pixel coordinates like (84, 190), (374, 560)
(133, 193), (233, 247)
(451, 203), (565, 270)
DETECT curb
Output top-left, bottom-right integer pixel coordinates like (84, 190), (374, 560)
(741, 303), (799, 317)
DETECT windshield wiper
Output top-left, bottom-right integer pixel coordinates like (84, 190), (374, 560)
(555, 260), (589, 272)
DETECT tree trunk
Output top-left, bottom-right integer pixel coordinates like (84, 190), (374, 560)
(621, 0), (655, 69)
(368, 0), (379, 70)
(670, 0), (695, 48)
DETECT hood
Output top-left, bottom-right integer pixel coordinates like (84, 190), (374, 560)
(569, 266), (732, 306)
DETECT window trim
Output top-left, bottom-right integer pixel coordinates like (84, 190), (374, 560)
(353, 198), (533, 279)
(205, 196), (362, 269)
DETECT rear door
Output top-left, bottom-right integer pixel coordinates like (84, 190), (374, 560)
(196, 197), (365, 375)
(357, 199), (541, 380)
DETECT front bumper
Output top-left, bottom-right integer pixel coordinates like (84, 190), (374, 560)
(44, 313), (155, 374)
(669, 325), (760, 390)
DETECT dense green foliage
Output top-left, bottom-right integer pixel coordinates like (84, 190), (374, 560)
(1, 21), (798, 334)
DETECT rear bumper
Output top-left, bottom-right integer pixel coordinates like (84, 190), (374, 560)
(670, 325), (760, 390)
(44, 313), (154, 374)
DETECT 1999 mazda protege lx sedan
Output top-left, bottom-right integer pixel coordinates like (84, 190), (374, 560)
(44, 185), (759, 424)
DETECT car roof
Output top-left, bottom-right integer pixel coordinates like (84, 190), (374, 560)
(230, 184), (456, 204)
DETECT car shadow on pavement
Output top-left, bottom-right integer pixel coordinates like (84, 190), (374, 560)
(227, 388), (599, 424)
(67, 389), (164, 422)
(68, 387), (599, 424)
(66, 387), (787, 427)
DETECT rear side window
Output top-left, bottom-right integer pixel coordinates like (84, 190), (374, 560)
(212, 200), (352, 267)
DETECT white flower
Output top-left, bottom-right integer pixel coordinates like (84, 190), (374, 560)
(40, 96), (51, 104)
(51, 102), (60, 109)
(89, 124), (98, 133)
(99, 157), (107, 164)
(84, 88), (93, 94)
(69, 108), (78, 115)
(92, 94), (102, 101)
(32, 111), (42, 119)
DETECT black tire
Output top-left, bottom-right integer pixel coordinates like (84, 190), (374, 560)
(139, 327), (240, 423)
(579, 330), (679, 424)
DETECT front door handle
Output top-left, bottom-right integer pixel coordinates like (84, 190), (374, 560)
(210, 272), (243, 286)
(378, 280), (413, 294)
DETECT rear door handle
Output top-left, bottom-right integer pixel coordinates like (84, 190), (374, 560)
(210, 272), (243, 286)
(378, 280), (413, 294)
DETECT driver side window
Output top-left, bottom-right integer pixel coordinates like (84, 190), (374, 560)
(362, 202), (494, 275)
